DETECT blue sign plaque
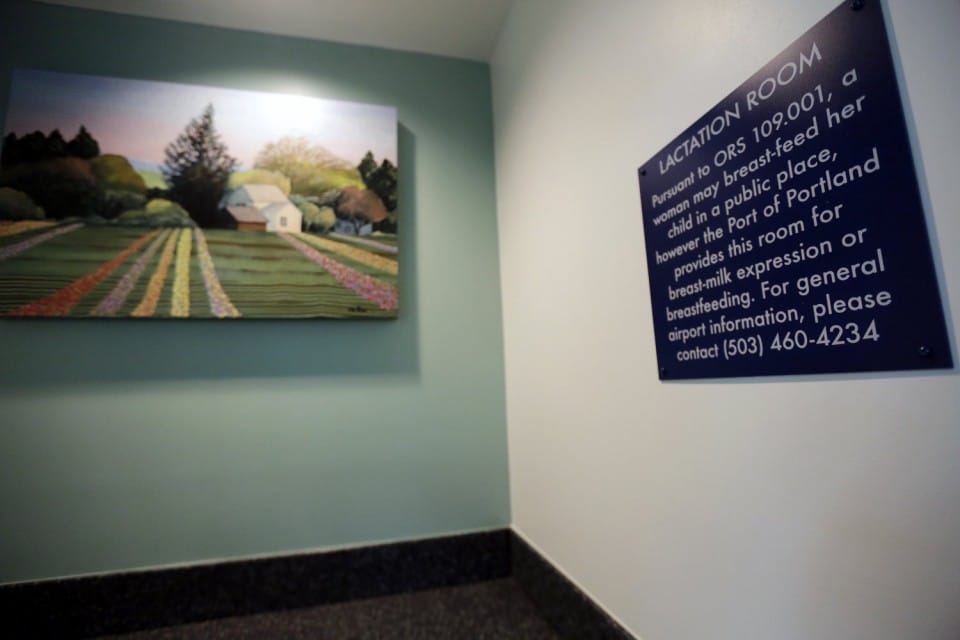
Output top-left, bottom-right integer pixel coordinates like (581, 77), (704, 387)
(638, 0), (952, 380)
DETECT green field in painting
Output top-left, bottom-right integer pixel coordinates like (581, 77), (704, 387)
(136, 169), (167, 190)
(204, 230), (397, 318)
(0, 223), (399, 319)
(330, 232), (398, 251)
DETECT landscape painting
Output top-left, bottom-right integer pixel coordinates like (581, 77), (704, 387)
(0, 69), (398, 319)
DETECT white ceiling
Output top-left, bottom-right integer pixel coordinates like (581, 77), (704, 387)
(37, 0), (515, 62)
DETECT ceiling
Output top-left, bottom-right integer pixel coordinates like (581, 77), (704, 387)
(37, 0), (515, 62)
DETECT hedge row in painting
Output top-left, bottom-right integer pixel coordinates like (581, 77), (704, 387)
(0, 69), (398, 318)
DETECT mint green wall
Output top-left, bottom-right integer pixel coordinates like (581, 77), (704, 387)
(0, 0), (508, 583)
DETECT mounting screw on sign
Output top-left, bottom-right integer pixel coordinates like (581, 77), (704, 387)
(850, 0), (865, 10)
(918, 345), (933, 358)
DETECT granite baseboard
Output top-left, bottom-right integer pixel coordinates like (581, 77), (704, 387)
(2, 530), (510, 638)
(510, 532), (634, 640)
(2, 528), (634, 639)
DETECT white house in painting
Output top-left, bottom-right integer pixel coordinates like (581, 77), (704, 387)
(221, 184), (302, 233)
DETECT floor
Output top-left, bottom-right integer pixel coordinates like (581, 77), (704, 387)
(95, 578), (560, 640)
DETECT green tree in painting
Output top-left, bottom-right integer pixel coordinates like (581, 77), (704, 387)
(1, 158), (101, 219)
(254, 135), (362, 196)
(16, 132), (48, 164)
(228, 168), (291, 195)
(0, 187), (45, 220)
(2, 127), (101, 168)
(44, 129), (68, 158)
(358, 152), (378, 184)
(1, 133), (19, 168)
(357, 151), (398, 212)
(162, 104), (236, 227)
(0, 127), (108, 219)
(67, 126), (100, 159)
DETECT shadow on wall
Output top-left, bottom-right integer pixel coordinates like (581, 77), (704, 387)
(0, 126), (419, 387)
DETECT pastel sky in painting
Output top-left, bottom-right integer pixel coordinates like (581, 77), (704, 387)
(2, 69), (397, 169)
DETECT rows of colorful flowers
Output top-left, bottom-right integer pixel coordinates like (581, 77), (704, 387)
(9, 230), (158, 316)
(281, 233), (399, 311)
(89, 230), (172, 316)
(171, 228), (192, 317)
(0, 223), (83, 262)
(131, 230), (180, 317)
(193, 228), (240, 318)
(0, 220), (56, 239)
(297, 233), (398, 276)
(3, 224), (401, 317)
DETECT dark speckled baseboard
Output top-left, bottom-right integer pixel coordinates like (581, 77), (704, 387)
(2, 528), (635, 639)
(2, 529), (510, 638)
(510, 532), (635, 640)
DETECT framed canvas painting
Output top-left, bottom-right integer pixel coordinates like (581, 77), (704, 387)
(0, 70), (398, 319)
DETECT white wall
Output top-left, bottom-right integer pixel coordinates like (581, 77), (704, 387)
(492, 1), (960, 639)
